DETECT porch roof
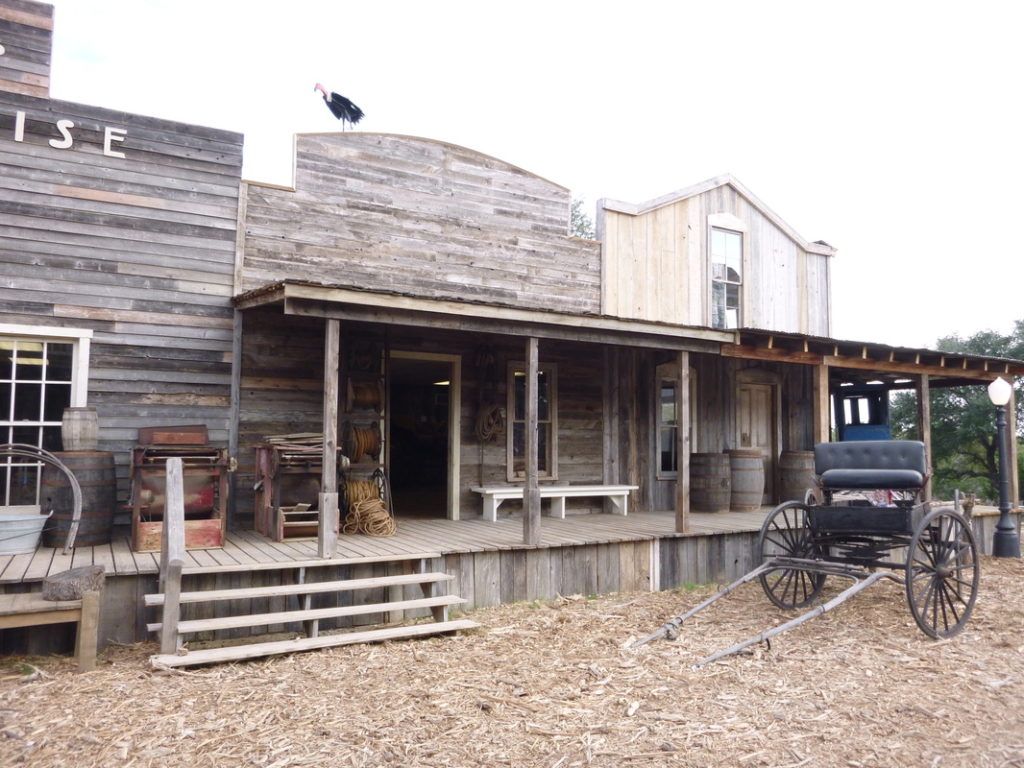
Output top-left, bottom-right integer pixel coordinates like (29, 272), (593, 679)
(233, 280), (734, 352)
(727, 328), (1024, 387)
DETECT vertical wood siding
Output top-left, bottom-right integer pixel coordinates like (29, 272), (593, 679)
(601, 183), (831, 336)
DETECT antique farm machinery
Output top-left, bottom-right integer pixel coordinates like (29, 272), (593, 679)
(633, 440), (980, 666)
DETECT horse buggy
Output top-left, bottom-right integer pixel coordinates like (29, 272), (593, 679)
(634, 440), (980, 665)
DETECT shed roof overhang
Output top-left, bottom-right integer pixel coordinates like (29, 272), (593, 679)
(725, 329), (1024, 387)
(233, 280), (732, 353)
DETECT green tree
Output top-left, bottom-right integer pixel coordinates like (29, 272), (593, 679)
(890, 320), (1024, 500)
(570, 198), (595, 240)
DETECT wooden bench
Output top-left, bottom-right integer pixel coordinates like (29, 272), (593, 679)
(0, 591), (101, 672)
(471, 484), (640, 522)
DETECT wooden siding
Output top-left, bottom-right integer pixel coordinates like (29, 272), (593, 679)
(601, 182), (832, 336)
(239, 134), (602, 315)
(0, 84), (243, 500)
(0, 0), (51, 99)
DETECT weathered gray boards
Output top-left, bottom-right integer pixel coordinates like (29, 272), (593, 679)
(0, 0), (242, 503)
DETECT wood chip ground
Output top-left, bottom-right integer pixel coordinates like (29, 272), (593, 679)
(2, 556), (1022, 767)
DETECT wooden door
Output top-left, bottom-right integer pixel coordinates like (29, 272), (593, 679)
(737, 382), (775, 503)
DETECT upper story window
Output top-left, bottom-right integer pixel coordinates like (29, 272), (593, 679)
(0, 325), (91, 505)
(710, 227), (742, 329)
(507, 363), (557, 481)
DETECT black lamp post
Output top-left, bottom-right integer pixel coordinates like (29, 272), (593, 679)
(987, 377), (1020, 558)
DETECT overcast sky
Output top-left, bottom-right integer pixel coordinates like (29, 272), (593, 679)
(43, 0), (1024, 351)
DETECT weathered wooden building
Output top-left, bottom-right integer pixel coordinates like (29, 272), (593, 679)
(2, 0), (1021, 658)
(0, 0), (241, 509)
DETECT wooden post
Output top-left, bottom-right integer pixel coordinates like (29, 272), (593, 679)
(75, 590), (100, 672)
(916, 374), (932, 502)
(1008, 384), (1019, 509)
(523, 337), (541, 546)
(675, 351), (691, 534)
(813, 364), (830, 445)
(227, 308), (243, 525)
(319, 319), (340, 558)
(159, 457), (185, 655)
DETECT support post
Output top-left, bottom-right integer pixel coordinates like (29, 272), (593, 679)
(523, 337), (541, 546)
(993, 400), (1020, 557)
(813, 364), (830, 445)
(227, 309), (243, 526)
(1008, 385), (1019, 515)
(916, 374), (932, 502)
(159, 458), (185, 655)
(319, 319), (340, 558)
(675, 351), (690, 534)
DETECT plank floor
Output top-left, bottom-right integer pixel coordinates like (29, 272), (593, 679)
(0, 510), (769, 584)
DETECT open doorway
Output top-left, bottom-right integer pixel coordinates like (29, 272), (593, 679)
(388, 353), (460, 518)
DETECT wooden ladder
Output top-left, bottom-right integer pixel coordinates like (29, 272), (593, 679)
(148, 460), (478, 668)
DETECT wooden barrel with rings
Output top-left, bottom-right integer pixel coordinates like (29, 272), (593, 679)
(61, 407), (99, 451)
(778, 450), (816, 504)
(41, 451), (116, 547)
(691, 452), (731, 513)
(728, 448), (765, 511)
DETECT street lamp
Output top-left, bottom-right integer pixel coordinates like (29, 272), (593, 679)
(987, 377), (1020, 558)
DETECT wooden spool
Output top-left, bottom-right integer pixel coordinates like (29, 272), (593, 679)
(690, 453), (731, 513)
(61, 407), (98, 452)
(778, 450), (816, 504)
(728, 449), (765, 511)
(343, 421), (381, 462)
(347, 378), (384, 412)
(41, 451), (116, 548)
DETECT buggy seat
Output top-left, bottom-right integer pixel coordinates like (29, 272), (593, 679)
(814, 440), (927, 491)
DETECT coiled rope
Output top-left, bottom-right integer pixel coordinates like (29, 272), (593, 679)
(342, 479), (396, 537)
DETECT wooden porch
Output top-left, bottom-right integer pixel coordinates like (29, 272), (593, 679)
(0, 510), (768, 584)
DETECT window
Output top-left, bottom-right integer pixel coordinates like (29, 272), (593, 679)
(658, 379), (678, 476)
(710, 227), (742, 329)
(507, 363), (557, 480)
(656, 370), (697, 479)
(0, 326), (91, 505)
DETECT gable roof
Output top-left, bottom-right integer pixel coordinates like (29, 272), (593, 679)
(599, 173), (835, 257)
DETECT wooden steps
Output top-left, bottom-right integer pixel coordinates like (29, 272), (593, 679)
(150, 619), (480, 668)
(147, 594), (467, 634)
(148, 486), (477, 667)
(144, 572), (455, 606)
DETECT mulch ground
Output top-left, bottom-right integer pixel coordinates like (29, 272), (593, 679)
(1, 556), (1022, 768)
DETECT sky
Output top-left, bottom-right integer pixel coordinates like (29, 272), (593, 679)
(43, 0), (1024, 351)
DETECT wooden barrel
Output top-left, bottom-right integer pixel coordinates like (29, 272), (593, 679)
(40, 451), (116, 548)
(691, 452), (731, 513)
(778, 450), (816, 504)
(61, 407), (99, 451)
(729, 449), (765, 511)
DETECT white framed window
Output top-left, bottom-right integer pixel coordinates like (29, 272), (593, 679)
(0, 325), (92, 505)
(710, 227), (742, 329)
(507, 362), (557, 481)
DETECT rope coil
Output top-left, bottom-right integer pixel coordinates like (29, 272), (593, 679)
(342, 478), (396, 537)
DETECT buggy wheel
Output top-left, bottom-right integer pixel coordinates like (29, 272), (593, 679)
(906, 507), (979, 638)
(757, 501), (826, 609)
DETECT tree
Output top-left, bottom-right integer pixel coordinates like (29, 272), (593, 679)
(890, 320), (1024, 500)
(570, 199), (595, 240)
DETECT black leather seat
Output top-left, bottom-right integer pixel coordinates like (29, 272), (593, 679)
(814, 440), (926, 491)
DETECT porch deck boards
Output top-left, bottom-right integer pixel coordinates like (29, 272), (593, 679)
(0, 510), (768, 584)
